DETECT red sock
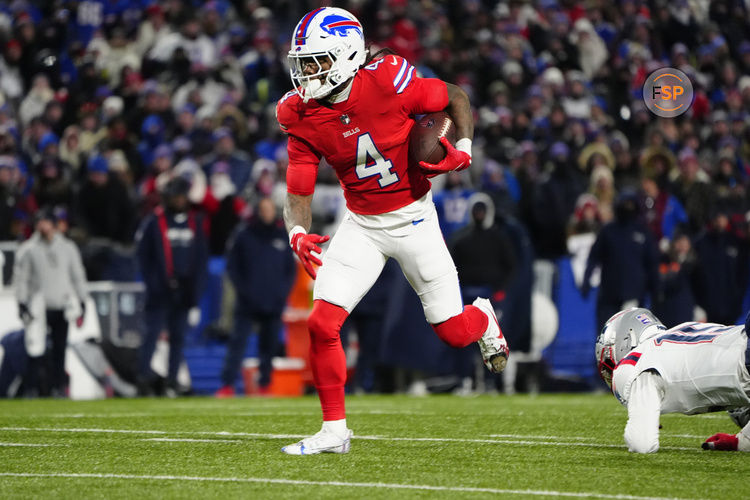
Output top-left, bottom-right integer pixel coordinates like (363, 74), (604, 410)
(308, 300), (349, 421)
(431, 305), (488, 348)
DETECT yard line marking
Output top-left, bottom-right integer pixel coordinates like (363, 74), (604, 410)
(488, 434), (596, 441)
(0, 427), (694, 451)
(0, 427), (168, 435)
(46, 413), (151, 419)
(693, 414), (730, 420)
(0, 443), (55, 447)
(143, 438), (243, 444)
(0, 472), (692, 499)
(661, 434), (718, 439)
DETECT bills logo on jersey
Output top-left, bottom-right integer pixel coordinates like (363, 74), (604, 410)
(320, 15), (363, 38)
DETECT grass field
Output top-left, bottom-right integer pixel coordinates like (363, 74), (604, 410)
(0, 394), (749, 499)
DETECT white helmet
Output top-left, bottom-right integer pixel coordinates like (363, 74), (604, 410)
(288, 7), (367, 101)
(594, 308), (666, 388)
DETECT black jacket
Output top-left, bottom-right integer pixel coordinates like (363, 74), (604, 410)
(692, 229), (748, 324)
(583, 219), (660, 304)
(226, 220), (296, 315)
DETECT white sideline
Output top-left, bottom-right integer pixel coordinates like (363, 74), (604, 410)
(0, 426), (694, 451)
(0, 472), (690, 500)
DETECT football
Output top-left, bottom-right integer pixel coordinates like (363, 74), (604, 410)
(408, 111), (457, 166)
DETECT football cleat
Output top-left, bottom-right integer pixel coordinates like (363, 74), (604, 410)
(282, 427), (353, 455)
(473, 297), (510, 373)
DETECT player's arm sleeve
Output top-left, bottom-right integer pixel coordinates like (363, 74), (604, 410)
(12, 247), (30, 304)
(285, 135), (320, 196)
(623, 370), (665, 453)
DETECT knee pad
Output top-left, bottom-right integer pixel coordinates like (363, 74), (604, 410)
(307, 300), (349, 345)
(431, 305), (487, 348)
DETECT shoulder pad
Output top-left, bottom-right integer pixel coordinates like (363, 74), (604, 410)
(276, 89), (304, 132)
(363, 54), (417, 95)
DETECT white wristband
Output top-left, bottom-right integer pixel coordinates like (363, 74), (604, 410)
(455, 138), (472, 157)
(289, 225), (306, 246)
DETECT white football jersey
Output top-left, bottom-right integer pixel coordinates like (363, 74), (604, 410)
(612, 322), (750, 415)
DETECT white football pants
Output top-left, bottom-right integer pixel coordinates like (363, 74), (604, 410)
(314, 193), (463, 324)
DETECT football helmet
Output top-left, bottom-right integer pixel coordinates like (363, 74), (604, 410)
(595, 307), (665, 388)
(288, 7), (367, 101)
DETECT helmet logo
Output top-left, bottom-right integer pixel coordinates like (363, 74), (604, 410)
(320, 15), (363, 38)
(635, 314), (652, 325)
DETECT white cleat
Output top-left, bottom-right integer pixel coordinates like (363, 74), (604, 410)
(281, 427), (353, 455)
(473, 297), (510, 373)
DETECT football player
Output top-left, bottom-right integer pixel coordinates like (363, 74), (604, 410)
(276, 7), (509, 455)
(596, 307), (750, 453)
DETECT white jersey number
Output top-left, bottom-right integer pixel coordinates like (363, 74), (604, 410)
(355, 133), (399, 188)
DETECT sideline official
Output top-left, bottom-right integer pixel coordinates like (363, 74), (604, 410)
(135, 176), (208, 396)
(13, 208), (88, 397)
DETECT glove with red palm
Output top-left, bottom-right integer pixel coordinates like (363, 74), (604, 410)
(290, 227), (330, 280)
(702, 433), (739, 451)
(419, 137), (471, 176)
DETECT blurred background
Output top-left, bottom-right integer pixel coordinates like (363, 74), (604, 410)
(1, 0), (750, 399)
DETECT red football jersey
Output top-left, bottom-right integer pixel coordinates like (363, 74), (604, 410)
(276, 55), (449, 215)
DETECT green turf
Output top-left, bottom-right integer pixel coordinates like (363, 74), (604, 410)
(0, 394), (748, 499)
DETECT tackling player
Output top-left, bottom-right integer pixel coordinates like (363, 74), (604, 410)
(596, 307), (750, 453)
(276, 7), (509, 455)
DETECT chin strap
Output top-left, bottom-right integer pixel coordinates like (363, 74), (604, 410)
(303, 79), (323, 103)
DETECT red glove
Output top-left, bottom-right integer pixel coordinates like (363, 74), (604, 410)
(419, 137), (471, 174)
(702, 433), (739, 451)
(291, 231), (330, 280)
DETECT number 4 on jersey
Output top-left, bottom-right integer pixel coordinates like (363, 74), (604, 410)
(355, 133), (399, 188)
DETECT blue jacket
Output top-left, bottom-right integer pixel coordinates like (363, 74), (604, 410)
(226, 220), (296, 314)
(135, 207), (208, 308)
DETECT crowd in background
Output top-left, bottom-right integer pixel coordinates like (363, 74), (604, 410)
(1, 0), (750, 359)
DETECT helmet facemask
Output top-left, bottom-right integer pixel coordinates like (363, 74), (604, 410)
(594, 307), (665, 388)
(289, 50), (338, 101)
(288, 7), (367, 102)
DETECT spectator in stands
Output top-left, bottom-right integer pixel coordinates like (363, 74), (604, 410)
(75, 155), (135, 245)
(204, 161), (246, 256)
(202, 127), (253, 194)
(450, 194), (517, 389)
(32, 134), (72, 209)
(652, 229), (696, 328)
(692, 207), (749, 325)
(527, 140), (586, 260)
(135, 176), (208, 396)
(582, 191), (660, 331)
(0, 158), (19, 240)
(216, 197), (295, 397)
(641, 175), (688, 242)
(148, 15), (217, 71)
(13, 208), (88, 397)
(433, 171), (475, 240)
(672, 148), (716, 234)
